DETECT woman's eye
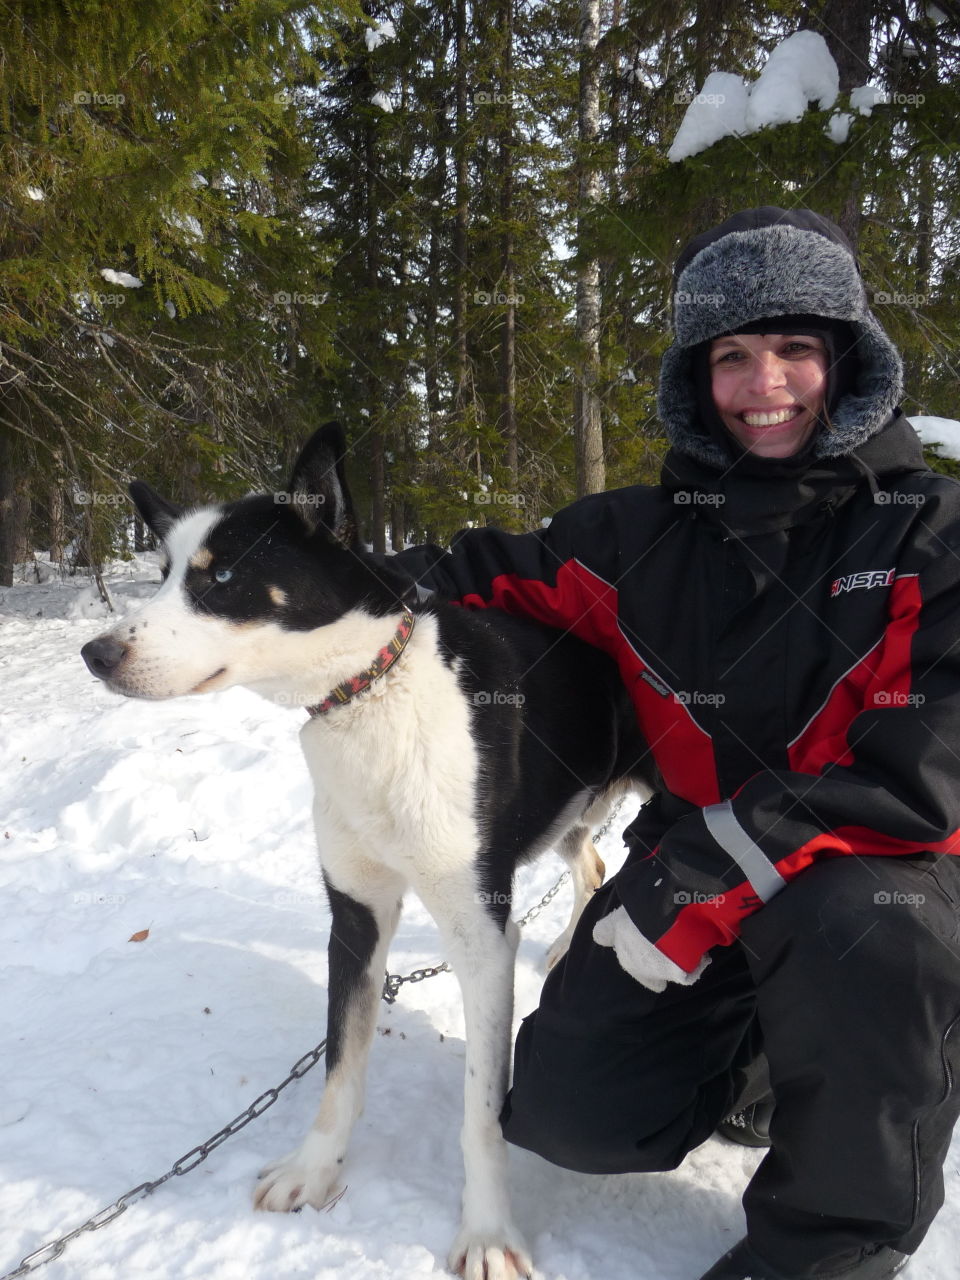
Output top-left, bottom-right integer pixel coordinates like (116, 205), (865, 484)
(214, 568), (233, 584)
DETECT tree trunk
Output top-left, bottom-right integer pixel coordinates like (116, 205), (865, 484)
(390, 494), (405, 551)
(575, 0), (605, 497)
(425, 76), (448, 448)
(363, 142), (386, 552)
(806, 0), (871, 247)
(498, 0), (518, 492)
(361, 8), (386, 554)
(453, 0), (471, 411)
(0, 426), (30, 586)
(49, 482), (65, 565)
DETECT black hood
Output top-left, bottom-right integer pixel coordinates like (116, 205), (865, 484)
(657, 207), (904, 470)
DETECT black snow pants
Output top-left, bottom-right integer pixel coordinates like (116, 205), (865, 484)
(500, 849), (960, 1276)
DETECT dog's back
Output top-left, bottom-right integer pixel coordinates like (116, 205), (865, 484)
(425, 602), (654, 922)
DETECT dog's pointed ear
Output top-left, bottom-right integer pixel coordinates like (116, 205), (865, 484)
(286, 422), (358, 547)
(129, 481), (183, 540)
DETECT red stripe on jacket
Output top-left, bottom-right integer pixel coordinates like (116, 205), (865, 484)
(789, 576), (922, 774)
(655, 817), (960, 972)
(460, 563), (720, 806)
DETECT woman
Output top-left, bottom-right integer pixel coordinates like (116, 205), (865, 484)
(395, 207), (960, 1279)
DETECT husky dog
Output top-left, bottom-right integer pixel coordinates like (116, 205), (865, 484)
(81, 425), (653, 1280)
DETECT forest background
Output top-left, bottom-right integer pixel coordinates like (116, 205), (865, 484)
(0, 0), (956, 582)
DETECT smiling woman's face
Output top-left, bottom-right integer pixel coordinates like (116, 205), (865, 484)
(709, 333), (829, 460)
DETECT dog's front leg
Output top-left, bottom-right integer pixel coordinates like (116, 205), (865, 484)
(417, 877), (533, 1280)
(255, 855), (404, 1214)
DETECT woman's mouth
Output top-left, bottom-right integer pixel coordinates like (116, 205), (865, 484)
(737, 406), (804, 430)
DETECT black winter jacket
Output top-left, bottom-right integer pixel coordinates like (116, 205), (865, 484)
(395, 412), (960, 973)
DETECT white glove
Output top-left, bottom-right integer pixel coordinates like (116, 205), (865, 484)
(593, 905), (711, 993)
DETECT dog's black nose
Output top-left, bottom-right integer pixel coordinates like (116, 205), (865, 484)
(81, 636), (128, 679)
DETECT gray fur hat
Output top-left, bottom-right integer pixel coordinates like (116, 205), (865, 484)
(657, 207), (904, 469)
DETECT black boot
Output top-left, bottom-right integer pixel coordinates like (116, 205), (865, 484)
(717, 1097), (775, 1147)
(697, 1237), (909, 1280)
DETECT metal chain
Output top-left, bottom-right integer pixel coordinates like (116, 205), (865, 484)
(2, 798), (627, 1280)
(0, 1042), (327, 1279)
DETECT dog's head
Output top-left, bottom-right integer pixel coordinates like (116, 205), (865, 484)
(81, 423), (408, 701)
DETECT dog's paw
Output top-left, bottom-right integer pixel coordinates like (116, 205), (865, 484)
(253, 1146), (340, 1213)
(448, 1225), (533, 1280)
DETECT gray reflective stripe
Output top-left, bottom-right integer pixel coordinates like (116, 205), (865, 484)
(702, 802), (786, 902)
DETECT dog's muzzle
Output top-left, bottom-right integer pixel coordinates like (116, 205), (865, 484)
(81, 636), (128, 681)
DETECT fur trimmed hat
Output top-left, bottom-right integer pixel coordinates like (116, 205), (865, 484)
(657, 207), (904, 469)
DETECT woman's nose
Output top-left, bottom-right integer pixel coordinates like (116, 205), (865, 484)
(746, 353), (788, 394)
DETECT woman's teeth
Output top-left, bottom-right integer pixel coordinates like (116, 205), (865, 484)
(741, 407), (800, 427)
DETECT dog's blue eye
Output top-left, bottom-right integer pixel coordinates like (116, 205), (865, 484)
(214, 568), (233, 584)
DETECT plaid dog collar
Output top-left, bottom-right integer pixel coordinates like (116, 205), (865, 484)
(306, 607), (416, 717)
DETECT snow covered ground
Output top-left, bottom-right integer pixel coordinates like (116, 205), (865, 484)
(1, 555), (957, 1280)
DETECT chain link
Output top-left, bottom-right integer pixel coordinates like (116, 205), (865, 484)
(2, 799), (627, 1280)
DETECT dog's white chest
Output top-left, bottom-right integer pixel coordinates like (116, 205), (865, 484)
(297, 632), (481, 879)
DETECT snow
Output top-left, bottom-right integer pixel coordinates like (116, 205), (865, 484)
(1, 555), (957, 1280)
(165, 300), (177, 320)
(364, 20), (396, 51)
(165, 212), (204, 243)
(668, 73), (750, 162)
(669, 30), (839, 161)
(370, 91), (393, 114)
(99, 269), (143, 289)
(909, 415), (960, 460)
(745, 31), (838, 130)
(849, 84), (888, 116)
(826, 112), (853, 143)
(25, 186), (44, 201)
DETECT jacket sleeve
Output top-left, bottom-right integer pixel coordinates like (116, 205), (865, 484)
(387, 494), (623, 647)
(611, 550), (960, 973)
